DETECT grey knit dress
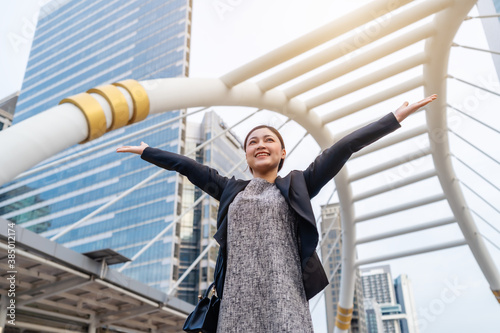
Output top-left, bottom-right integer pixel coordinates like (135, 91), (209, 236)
(216, 177), (314, 332)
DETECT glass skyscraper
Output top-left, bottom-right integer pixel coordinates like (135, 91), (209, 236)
(0, 0), (195, 297)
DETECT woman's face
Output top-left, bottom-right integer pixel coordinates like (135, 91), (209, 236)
(245, 128), (286, 175)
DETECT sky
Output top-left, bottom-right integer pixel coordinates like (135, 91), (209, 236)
(1, 1), (500, 332)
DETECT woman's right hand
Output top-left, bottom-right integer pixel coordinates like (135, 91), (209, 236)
(116, 141), (149, 155)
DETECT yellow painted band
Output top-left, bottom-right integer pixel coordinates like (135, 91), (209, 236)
(337, 312), (353, 322)
(113, 79), (149, 124)
(335, 319), (351, 330)
(337, 305), (353, 315)
(59, 93), (106, 143)
(87, 84), (129, 131)
(492, 290), (500, 297)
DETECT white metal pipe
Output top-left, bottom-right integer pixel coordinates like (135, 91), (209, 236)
(349, 146), (432, 182)
(285, 20), (436, 99)
(355, 239), (467, 267)
(306, 52), (428, 110)
(352, 169), (437, 202)
(321, 75), (424, 125)
(0, 104), (87, 185)
(219, 0), (413, 87)
(258, 0), (446, 92)
(452, 42), (500, 56)
(355, 193), (446, 223)
(351, 124), (428, 159)
(334, 108), (425, 142)
(0, 78), (336, 187)
(448, 74), (500, 98)
(465, 13), (500, 20)
(356, 216), (456, 244)
(424, 0), (500, 290)
(17, 106), (209, 179)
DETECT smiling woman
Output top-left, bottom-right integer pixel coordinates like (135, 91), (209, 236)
(116, 95), (436, 333)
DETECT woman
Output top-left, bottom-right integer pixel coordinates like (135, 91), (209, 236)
(117, 95), (437, 332)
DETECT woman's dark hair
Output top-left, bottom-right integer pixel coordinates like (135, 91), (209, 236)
(243, 125), (286, 173)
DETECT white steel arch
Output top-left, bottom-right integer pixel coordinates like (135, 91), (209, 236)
(1, 1), (499, 331)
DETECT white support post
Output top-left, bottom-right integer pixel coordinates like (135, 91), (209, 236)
(423, 0), (500, 292)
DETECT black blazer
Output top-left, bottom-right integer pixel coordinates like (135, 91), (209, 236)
(141, 112), (401, 300)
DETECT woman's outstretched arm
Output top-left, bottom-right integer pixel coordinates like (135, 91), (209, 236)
(303, 95), (437, 198)
(116, 142), (229, 201)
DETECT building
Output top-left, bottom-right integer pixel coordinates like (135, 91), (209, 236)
(0, 92), (18, 131)
(178, 111), (249, 303)
(394, 275), (419, 333)
(362, 265), (402, 333)
(364, 298), (385, 333)
(361, 265), (419, 333)
(321, 204), (367, 333)
(0, 0), (200, 301)
(476, 0), (500, 80)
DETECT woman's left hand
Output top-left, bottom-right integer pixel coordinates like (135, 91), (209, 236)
(394, 94), (437, 123)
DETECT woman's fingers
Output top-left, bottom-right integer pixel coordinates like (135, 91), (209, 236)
(116, 142), (149, 154)
(395, 94), (437, 122)
(417, 94), (438, 107)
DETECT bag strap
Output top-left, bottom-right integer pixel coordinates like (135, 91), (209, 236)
(203, 282), (216, 298)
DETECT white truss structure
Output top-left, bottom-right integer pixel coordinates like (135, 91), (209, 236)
(1, 0), (499, 331)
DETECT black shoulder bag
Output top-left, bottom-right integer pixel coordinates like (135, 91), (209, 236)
(183, 282), (220, 333)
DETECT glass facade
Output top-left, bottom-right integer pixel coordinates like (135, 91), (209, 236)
(1, 0), (192, 295)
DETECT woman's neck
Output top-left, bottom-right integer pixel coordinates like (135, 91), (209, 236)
(252, 170), (277, 183)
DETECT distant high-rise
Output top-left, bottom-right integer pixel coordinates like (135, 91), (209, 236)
(364, 298), (384, 333)
(0, 0), (197, 299)
(321, 204), (367, 333)
(395, 275), (419, 333)
(361, 265), (419, 333)
(362, 266), (402, 333)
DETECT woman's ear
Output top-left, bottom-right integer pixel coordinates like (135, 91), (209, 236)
(281, 149), (286, 160)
